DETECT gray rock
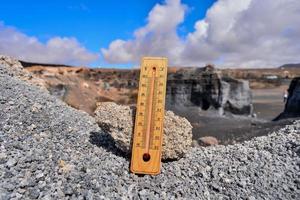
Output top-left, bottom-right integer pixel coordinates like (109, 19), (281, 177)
(41, 194), (52, 200)
(19, 177), (36, 188)
(28, 188), (40, 199)
(94, 102), (134, 153)
(6, 158), (17, 167)
(220, 78), (253, 115)
(36, 172), (44, 180)
(3, 183), (15, 191)
(84, 190), (94, 200)
(94, 102), (193, 160)
(275, 77), (300, 120)
(0, 153), (7, 160)
(63, 185), (74, 196)
(166, 66), (253, 115)
(0, 190), (10, 200)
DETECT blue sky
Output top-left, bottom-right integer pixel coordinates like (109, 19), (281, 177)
(0, 0), (216, 67)
(1, 0), (299, 68)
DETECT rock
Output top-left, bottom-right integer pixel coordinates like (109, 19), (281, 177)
(94, 102), (193, 160)
(27, 124), (37, 131)
(220, 77), (253, 115)
(163, 111), (193, 159)
(6, 158), (17, 167)
(198, 136), (219, 146)
(275, 77), (300, 120)
(166, 66), (253, 115)
(94, 102), (133, 153)
(0, 153), (7, 160)
(3, 183), (15, 191)
(0, 189), (10, 200)
(58, 160), (74, 173)
(36, 172), (44, 180)
(28, 188), (40, 199)
(31, 103), (43, 113)
(63, 185), (74, 196)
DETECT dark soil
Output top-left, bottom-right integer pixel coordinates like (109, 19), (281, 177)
(171, 107), (296, 145)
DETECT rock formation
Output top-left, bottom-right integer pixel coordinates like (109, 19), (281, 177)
(166, 66), (253, 115)
(220, 77), (253, 115)
(26, 64), (253, 116)
(94, 102), (193, 160)
(274, 77), (300, 120)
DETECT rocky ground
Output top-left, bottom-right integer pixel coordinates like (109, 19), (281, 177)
(1, 59), (300, 199)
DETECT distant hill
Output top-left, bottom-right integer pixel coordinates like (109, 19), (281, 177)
(279, 63), (300, 69)
(19, 60), (72, 68)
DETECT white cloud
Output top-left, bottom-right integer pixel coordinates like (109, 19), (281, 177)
(184, 0), (300, 67)
(101, 0), (186, 64)
(102, 0), (300, 68)
(0, 22), (99, 65)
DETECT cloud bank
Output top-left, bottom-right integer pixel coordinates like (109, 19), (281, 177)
(102, 0), (300, 68)
(102, 0), (186, 65)
(0, 23), (98, 65)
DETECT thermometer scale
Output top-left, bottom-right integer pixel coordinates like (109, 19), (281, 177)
(130, 57), (168, 175)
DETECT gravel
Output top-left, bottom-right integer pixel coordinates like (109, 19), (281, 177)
(94, 102), (193, 160)
(0, 55), (46, 90)
(0, 63), (300, 199)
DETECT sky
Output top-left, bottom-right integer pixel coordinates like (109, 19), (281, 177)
(0, 0), (299, 68)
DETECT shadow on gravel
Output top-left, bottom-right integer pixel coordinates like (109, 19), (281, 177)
(89, 131), (129, 159)
(89, 131), (178, 164)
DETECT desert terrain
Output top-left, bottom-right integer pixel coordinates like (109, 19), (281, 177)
(1, 0), (300, 199)
(23, 62), (300, 145)
(0, 55), (299, 199)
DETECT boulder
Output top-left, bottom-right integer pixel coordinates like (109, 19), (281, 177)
(220, 77), (253, 115)
(94, 102), (193, 160)
(274, 77), (300, 120)
(198, 136), (219, 146)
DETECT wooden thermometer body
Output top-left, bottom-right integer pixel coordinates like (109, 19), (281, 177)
(130, 57), (168, 175)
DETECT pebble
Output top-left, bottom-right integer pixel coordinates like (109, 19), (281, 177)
(28, 188), (40, 199)
(6, 158), (17, 167)
(0, 153), (7, 160)
(36, 173), (44, 180)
